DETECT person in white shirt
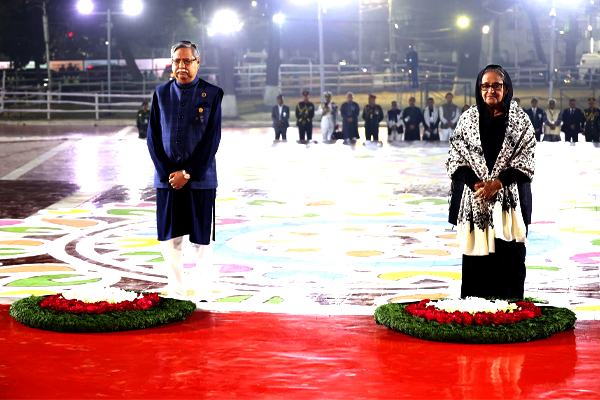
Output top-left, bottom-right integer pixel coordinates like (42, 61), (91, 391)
(317, 91), (338, 142)
(422, 97), (440, 140)
(386, 101), (403, 141)
(543, 98), (562, 142)
(439, 92), (461, 141)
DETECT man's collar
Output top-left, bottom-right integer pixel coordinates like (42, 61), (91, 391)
(174, 74), (200, 89)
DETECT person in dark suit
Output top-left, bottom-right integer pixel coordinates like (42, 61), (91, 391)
(525, 98), (545, 141)
(271, 94), (290, 142)
(583, 97), (600, 142)
(340, 92), (360, 144)
(402, 97), (423, 140)
(561, 98), (585, 143)
(406, 45), (419, 88)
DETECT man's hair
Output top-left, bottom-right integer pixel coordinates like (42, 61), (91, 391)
(427, 97), (434, 101)
(171, 40), (200, 59)
(569, 98), (576, 103)
(409, 97), (416, 101)
(445, 92), (453, 97)
(531, 98), (538, 102)
(346, 92), (354, 97)
(391, 101), (397, 104)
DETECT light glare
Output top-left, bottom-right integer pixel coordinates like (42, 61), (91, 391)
(209, 10), (243, 35)
(482, 25), (490, 34)
(457, 16), (469, 29)
(273, 13), (285, 24)
(123, 0), (143, 15)
(77, 0), (94, 14)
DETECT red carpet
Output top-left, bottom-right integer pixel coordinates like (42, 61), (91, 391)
(2, 305), (600, 399)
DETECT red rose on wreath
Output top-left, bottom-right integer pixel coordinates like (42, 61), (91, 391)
(40, 293), (161, 314)
(405, 299), (541, 326)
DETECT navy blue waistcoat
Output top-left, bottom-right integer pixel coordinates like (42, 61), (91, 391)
(147, 75), (224, 189)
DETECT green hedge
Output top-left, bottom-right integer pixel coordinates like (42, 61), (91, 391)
(374, 302), (576, 344)
(9, 296), (196, 333)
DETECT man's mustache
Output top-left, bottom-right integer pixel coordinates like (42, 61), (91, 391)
(177, 69), (189, 74)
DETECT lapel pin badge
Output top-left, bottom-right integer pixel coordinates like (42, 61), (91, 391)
(202, 93), (207, 97)
(198, 108), (204, 113)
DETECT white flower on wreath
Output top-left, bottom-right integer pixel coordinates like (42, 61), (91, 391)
(62, 288), (138, 304)
(426, 297), (519, 314)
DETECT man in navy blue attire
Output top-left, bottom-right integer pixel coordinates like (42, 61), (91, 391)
(525, 98), (545, 141)
(147, 40), (223, 300)
(271, 94), (289, 142)
(561, 98), (585, 143)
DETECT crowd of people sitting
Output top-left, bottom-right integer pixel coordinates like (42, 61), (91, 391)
(271, 91), (600, 144)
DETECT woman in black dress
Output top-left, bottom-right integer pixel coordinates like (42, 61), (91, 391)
(446, 65), (536, 299)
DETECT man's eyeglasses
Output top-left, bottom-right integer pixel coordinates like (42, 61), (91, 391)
(481, 83), (504, 91)
(172, 58), (197, 66)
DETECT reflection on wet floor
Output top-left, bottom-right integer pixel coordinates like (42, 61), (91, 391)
(0, 181), (80, 219)
(0, 126), (598, 319)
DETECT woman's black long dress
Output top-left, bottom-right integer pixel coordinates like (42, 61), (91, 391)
(452, 114), (530, 299)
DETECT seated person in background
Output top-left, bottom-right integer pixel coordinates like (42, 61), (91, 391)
(136, 101), (150, 139)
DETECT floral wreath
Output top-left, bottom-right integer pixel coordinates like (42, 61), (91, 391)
(374, 297), (576, 344)
(9, 289), (196, 333)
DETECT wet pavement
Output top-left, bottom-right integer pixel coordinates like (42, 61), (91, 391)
(0, 124), (599, 319)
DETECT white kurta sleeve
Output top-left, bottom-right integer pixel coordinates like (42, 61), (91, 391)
(439, 106), (448, 124)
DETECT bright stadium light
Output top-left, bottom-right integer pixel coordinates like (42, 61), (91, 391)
(482, 25), (490, 34)
(273, 13), (285, 24)
(457, 16), (469, 29)
(208, 10), (244, 35)
(123, 0), (143, 15)
(77, 0), (94, 14)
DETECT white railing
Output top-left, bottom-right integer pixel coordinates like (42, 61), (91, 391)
(0, 90), (151, 120)
(1, 63), (458, 97)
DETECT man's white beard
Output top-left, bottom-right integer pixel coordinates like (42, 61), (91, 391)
(177, 69), (189, 74)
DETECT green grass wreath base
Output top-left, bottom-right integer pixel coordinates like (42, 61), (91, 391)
(374, 302), (576, 344)
(9, 296), (196, 333)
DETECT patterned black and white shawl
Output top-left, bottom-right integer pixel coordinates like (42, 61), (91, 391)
(446, 100), (536, 255)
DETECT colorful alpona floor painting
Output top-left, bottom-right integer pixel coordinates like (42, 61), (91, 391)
(0, 127), (599, 318)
